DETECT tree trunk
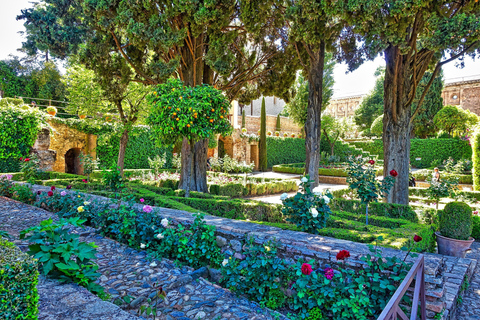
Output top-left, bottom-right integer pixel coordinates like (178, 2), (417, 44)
(117, 128), (129, 176)
(383, 46), (412, 205)
(192, 139), (209, 192)
(304, 42), (325, 187)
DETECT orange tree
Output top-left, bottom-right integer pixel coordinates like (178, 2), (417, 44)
(147, 79), (232, 196)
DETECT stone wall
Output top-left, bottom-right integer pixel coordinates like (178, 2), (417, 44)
(239, 115), (302, 135)
(32, 121), (97, 173)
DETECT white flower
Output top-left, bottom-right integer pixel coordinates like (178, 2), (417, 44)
(149, 262), (157, 267)
(323, 196), (330, 204)
(156, 233), (164, 240)
(222, 259), (229, 267)
(310, 207), (319, 218)
(280, 193), (288, 200)
(60, 191), (67, 196)
(313, 191), (321, 196)
(301, 176), (308, 183)
(161, 218), (169, 228)
(140, 243), (146, 249)
(84, 201), (90, 206)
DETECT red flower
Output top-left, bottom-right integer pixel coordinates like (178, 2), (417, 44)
(414, 234), (422, 242)
(368, 160), (375, 165)
(20, 157), (23, 161)
(25, 158), (30, 162)
(82, 179), (88, 183)
(301, 263), (312, 275)
(47, 191), (53, 197)
(51, 186), (56, 191)
(389, 169), (398, 177)
(66, 185), (72, 190)
(336, 250), (350, 261)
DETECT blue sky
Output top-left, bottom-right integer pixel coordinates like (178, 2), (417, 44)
(2, 0), (480, 98)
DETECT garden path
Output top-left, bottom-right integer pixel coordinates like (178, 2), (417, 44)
(0, 197), (286, 320)
(247, 183), (347, 204)
(456, 241), (480, 319)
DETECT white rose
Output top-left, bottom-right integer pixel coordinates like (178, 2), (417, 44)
(301, 176), (308, 183)
(84, 201), (90, 206)
(313, 191), (321, 196)
(323, 196), (330, 204)
(222, 259), (229, 267)
(310, 207), (319, 218)
(156, 233), (164, 240)
(280, 193), (288, 200)
(161, 218), (169, 227)
(140, 243), (146, 249)
(149, 262), (157, 267)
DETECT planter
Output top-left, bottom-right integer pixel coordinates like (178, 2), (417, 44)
(79, 115), (86, 119)
(47, 111), (56, 116)
(435, 232), (474, 258)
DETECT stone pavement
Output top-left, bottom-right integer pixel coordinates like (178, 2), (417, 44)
(246, 183), (347, 204)
(455, 241), (480, 320)
(0, 197), (286, 320)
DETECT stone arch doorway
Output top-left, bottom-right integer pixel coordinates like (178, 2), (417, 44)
(65, 148), (83, 175)
(218, 136), (233, 158)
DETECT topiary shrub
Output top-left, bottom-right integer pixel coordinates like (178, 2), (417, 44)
(439, 201), (473, 240)
(0, 238), (39, 320)
(473, 128), (480, 191)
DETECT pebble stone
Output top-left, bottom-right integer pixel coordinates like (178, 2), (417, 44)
(0, 196), (286, 320)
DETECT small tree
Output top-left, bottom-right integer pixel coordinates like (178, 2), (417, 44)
(276, 114), (281, 132)
(259, 97), (267, 172)
(346, 157), (396, 225)
(147, 79), (232, 197)
(321, 114), (345, 156)
(426, 178), (458, 210)
(434, 105), (478, 136)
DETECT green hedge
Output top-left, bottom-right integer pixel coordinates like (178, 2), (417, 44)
(346, 138), (472, 168)
(473, 215), (480, 240)
(96, 126), (173, 169)
(412, 169), (472, 184)
(473, 129), (480, 191)
(330, 198), (419, 222)
(0, 238), (39, 319)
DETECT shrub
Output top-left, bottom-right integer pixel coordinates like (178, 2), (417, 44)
(473, 128), (480, 191)
(410, 138), (471, 168)
(472, 215), (480, 240)
(0, 238), (39, 320)
(330, 198), (418, 222)
(412, 170), (472, 184)
(102, 164), (124, 192)
(281, 177), (333, 234)
(11, 184), (36, 204)
(439, 202), (473, 240)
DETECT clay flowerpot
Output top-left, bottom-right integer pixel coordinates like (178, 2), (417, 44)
(435, 232), (474, 258)
(47, 111), (56, 116)
(79, 115), (86, 119)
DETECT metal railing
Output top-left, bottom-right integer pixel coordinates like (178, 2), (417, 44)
(377, 254), (426, 320)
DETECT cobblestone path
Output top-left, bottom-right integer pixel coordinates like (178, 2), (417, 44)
(456, 241), (480, 320)
(0, 197), (285, 320)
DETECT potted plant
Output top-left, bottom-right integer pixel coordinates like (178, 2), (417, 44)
(79, 114), (87, 119)
(104, 113), (113, 122)
(283, 132), (288, 138)
(275, 131), (280, 137)
(291, 133), (296, 138)
(436, 201), (475, 257)
(46, 106), (57, 116)
(267, 131), (272, 136)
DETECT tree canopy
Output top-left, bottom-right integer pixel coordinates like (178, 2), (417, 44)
(434, 105), (478, 136)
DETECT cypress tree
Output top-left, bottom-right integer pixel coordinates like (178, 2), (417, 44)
(242, 110), (246, 128)
(276, 114), (281, 131)
(259, 97), (267, 171)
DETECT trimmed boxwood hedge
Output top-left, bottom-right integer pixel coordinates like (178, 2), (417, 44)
(0, 238), (39, 320)
(347, 138), (472, 168)
(412, 169), (472, 184)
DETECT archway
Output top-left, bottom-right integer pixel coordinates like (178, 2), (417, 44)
(65, 148), (83, 175)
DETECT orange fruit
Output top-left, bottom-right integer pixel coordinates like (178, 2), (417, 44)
(173, 112), (177, 116)
(220, 115), (223, 119)
(210, 119), (213, 123)
(177, 108), (180, 111)
(211, 109), (215, 112)
(187, 124), (190, 127)
(176, 118), (179, 121)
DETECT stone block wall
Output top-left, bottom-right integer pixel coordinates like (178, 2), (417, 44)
(240, 115), (302, 135)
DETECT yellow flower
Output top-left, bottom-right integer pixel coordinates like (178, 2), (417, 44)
(78, 195), (81, 198)
(77, 206), (85, 213)
(264, 246), (271, 252)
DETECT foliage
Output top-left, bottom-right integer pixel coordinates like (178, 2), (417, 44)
(20, 155), (42, 183)
(346, 157), (396, 224)
(370, 114), (383, 136)
(443, 158), (472, 174)
(412, 170), (472, 184)
(284, 60), (335, 127)
(242, 110), (246, 128)
(322, 114), (347, 156)
(210, 155), (254, 174)
(0, 105), (45, 172)
(439, 202), (473, 240)
(291, 245), (412, 319)
(426, 178), (458, 210)
(276, 114), (281, 131)
(472, 215), (480, 240)
(19, 217), (103, 294)
(0, 238), (39, 320)
(97, 126), (173, 170)
(11, 184), (36, 204)
(102, 165), (124, 192)
(221, 239), (292, 308)
(79, 153), (98, 180)
(281, 177), (333, 234)
(148, 154), (168, 176)
(353, 68), (384, 134)
(434, 105), (478, 136)
(259, 97), (267, 171)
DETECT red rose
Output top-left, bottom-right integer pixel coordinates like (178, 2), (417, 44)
(390, 169), (398, 177)
(20, 157), (23, 161)
(336, 250), (351, 261)
(51, 186), (56, 191)
(66, 185), (72, 190)
(25, 158), (30, 162)
(82, 179), (88, 183)
(414, 234), (422, 242)
(301, 263), (312, 275)
(47, 191), (53, 197)
(368, 160), (375, 165)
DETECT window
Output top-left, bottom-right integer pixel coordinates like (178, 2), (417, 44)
(452, 94), (458, 100)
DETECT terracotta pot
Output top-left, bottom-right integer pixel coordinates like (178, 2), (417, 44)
(79, 115), (86, 119)
(47, 111), (56, 116)
(435, 232), (474, 258)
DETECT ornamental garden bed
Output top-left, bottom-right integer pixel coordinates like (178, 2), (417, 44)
(273, 163), (384, 177)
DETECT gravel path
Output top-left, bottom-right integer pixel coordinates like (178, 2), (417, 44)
(0, 197), (286, 320)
